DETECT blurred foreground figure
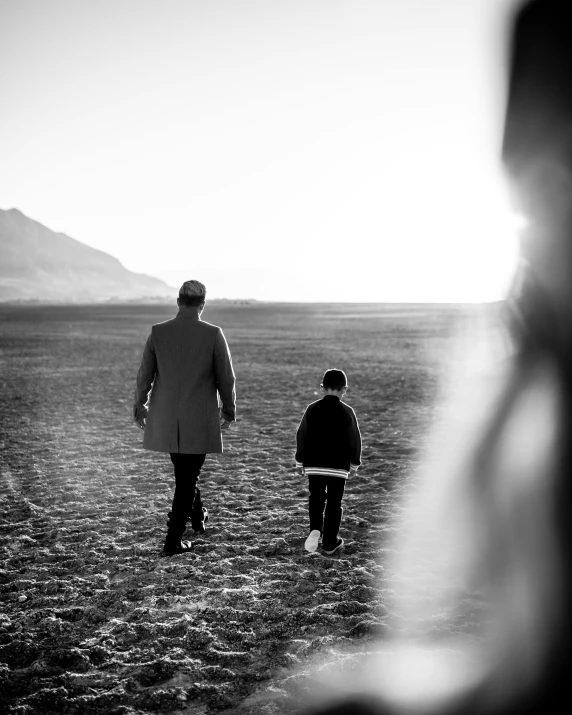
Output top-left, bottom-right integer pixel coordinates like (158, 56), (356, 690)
(305, 1), (571, 713)
(134, 280), (236, 556)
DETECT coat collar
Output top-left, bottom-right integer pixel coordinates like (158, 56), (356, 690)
(176, 308), (201, 321)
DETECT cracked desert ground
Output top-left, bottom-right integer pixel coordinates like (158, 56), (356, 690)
(0, 302), (494, 714)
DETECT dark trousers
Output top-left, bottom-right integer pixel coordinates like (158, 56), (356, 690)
(169, 453), (206, 528)
(308, 475), (346, 550)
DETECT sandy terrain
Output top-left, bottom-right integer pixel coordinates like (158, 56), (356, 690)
(0, 302), (477, 714)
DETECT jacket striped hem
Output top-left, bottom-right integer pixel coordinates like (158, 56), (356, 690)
(305, 467), (349, 479)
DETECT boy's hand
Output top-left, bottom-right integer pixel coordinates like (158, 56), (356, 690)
(296, 465), (305, 476)
(220, 417), (232, 431)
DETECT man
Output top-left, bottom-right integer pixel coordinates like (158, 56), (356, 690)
(133, 280), (236, 556)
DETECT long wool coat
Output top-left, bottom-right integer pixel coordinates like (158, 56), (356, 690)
(134, 309), (236, 454)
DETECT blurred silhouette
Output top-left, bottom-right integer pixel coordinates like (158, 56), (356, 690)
(304, 1), (571, 713)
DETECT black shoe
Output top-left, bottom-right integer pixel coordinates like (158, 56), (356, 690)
(163, 539), (193, 556)
(193, 507), (209, 534)
(323, 538), (344, 555)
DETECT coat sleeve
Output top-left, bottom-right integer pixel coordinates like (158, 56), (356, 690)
(295, 410), (309, 466)
(349, 409), (362, 469)
(214, 328), (236, 421)
(133, 333), (157, 420)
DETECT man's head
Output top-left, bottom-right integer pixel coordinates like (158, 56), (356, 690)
(321, 369), (348, 396)
(178, 280), (206, 310)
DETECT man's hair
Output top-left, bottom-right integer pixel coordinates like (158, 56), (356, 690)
(322, 369), (347, 391)
(178, 280), (206, 307)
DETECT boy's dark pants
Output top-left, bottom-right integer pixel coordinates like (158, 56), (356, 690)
(308, 475), (346, 550)
(169, 453), (206, 530)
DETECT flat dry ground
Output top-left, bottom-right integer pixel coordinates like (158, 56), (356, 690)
(0, 302), (479, 714)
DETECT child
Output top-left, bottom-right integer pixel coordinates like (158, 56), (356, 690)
(295, 369), (362, 554)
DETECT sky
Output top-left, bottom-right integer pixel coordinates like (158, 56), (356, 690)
(1, 0), (521, 302)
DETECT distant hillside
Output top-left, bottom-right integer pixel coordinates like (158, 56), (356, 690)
(0, 208), (175, 302)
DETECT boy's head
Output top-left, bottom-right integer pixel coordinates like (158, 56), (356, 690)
(321, 369), (348, 395)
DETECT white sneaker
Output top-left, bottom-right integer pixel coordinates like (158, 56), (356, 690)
(304, 530), (321, 553)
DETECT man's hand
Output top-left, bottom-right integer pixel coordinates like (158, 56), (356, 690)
(134, 406), (147, 430)
(220, 417), (232, 431)
(296, 465), (305, 476)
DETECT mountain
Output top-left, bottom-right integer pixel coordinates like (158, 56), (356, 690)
(0, 208), (176, 303)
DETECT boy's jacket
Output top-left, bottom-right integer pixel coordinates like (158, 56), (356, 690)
(295, 395), (362, 478)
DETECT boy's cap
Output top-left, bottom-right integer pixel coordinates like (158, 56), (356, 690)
(322, 369), (347, 390)
(179, 280), (206, 300)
